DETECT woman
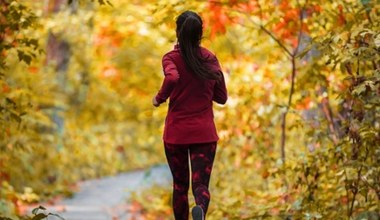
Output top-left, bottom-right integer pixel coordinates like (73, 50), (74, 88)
(152, 10), (227, 220)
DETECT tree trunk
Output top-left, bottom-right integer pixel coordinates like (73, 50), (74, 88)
(45, 0), (71, 150)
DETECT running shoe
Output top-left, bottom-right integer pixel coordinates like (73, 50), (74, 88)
(191, 205), (204, 220)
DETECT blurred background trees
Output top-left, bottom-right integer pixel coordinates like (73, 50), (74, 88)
(1, 0), (379, 219)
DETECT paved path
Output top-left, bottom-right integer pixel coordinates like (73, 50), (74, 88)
(45, 164), (172, 220)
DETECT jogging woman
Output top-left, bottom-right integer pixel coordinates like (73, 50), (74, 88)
(152, 10), (228, 220)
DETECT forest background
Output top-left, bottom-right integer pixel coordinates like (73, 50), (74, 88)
(0, 0), (379, 219)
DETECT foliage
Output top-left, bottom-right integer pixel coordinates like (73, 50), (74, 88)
(129, 185), (173, 219)
(0, 1), (44, 217)
(1, 0), (168, 218)
(0, 205), (64, 220)
(1, 0), (379, 219)
(0, 0), (40, 70)
(128, 0), (380, 219)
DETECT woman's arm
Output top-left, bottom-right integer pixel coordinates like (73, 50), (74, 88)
(213, 71), (227, 105)
(210, 55), (227, 104)
(154, 55), (179, 106)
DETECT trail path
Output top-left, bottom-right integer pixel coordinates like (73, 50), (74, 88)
(45, 165), (171, 220)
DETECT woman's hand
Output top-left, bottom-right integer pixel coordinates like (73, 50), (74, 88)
(152, 96), (160, 107)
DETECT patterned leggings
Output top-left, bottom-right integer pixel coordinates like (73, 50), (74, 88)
(164, 142), (217, 220)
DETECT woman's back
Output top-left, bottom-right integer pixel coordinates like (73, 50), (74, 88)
(157, 45), (227, 144)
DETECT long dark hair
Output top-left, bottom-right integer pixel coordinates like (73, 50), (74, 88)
(176, 11), (221, 80)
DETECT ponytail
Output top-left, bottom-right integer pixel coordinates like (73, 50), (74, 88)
(176, 11), (221, 80)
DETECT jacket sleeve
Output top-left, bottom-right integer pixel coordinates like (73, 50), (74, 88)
(213, 71), (228, 104)
(155, 54), (179, 104)
(211, 55), (227, 104)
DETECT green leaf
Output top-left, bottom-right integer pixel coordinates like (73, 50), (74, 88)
(335, 169), (345, 177)
(5, 98), (16, 106)
(32, 205), (47, 215)
(352, 84), (366, 95)
(17, 49), (25, 61)
(31, 213), (48, 220)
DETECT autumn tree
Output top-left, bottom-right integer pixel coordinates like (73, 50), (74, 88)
(130, 0), (379, 219)
(1, 0), (167, 218)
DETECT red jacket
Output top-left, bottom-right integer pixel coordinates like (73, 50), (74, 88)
(155, 45), (228, 144)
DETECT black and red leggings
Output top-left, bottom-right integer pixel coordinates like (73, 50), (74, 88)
(164, 142), (217, 220)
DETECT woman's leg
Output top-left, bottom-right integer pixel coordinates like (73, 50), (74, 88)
(189, 142), (217, 215)
(164, 143), (190, 220)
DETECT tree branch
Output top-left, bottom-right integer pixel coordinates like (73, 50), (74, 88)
(320, 95), (339, 145)
(230, 6), (293, 57)
(259, 25), (293, 57)
(279, 0), (307, 164)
